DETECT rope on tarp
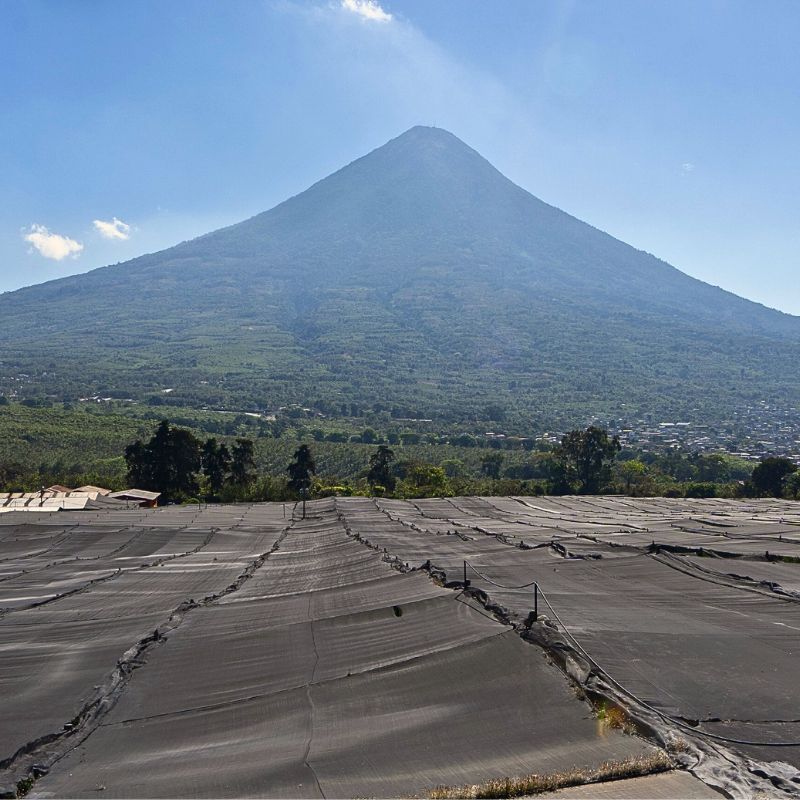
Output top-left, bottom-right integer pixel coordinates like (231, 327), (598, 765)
(465, 561), (539, 589)
(464, 560), (800, 748)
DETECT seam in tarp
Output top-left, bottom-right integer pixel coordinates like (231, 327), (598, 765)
(0, 520), (295, 794)
(531, 576), (800, 749)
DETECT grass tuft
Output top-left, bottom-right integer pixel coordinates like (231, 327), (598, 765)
(427, 751), (672, 799)
(16, 775), (35, 798)
(595, 700), (633, 734)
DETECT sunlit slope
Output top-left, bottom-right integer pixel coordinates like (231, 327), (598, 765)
(1, 126), (798, 420)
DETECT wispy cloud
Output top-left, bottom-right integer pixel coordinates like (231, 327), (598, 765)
(286, 0), (534, 165)
(93, 217), (131, 240)
(23, 224), (83, 260)
(341, 0), (392, 23)
(681, 162), (695, 173)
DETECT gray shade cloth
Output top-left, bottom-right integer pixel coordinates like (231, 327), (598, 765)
(2, 500), (657, 798)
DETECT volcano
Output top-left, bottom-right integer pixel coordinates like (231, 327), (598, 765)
(2, 126), (797, 425)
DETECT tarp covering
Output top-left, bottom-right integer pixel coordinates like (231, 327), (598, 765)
(352, 495), (800, 771)
(2, 500), (653, 798)
(2, 496), (798, 797)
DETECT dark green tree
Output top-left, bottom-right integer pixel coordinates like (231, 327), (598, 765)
(440, 458), (466, 478)
(480, 452), (504, 479)
(750, 457), (797, 498)
(0, 461), (26, 491)
(367, 445), (395, 491)
(148, 420), (176, 494)
(483, 403), (506, 422)
(201, 438), (231, 497)
(556, 426), (621, 494)
(684, 482), (717, 498)
(693, 453), (731, 483)
(162, 425), (202, 499)
(543, 451), (572, 494)
(361, 428), (379, 444)
(287, 444), (316, 494)
(784, 471), (800, 500)
(123, 420), (202, 501)
(229, 438), (256, 488)
(124, 440), (150, 488)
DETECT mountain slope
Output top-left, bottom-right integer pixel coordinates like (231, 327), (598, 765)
(1, 126), (798, 425)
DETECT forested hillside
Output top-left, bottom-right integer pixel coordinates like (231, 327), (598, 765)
(1, 126), (798, 427)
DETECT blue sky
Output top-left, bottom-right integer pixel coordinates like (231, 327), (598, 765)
(2, 1), (798, 313)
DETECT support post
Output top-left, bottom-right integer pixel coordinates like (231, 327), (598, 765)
(463, 560), (470, 589)
(533, 583), (538, 621)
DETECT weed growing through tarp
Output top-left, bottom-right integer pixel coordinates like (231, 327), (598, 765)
(426, 751), (672, 798)
(15, 775), (35, 797)
(594, 699), (634, 734)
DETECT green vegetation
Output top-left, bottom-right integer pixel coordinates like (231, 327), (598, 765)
(785, 471), (800, 500)
(551, 425), (620, 494)
(593, 699), (635, 735)
(367, 444), (395, 493)
(125, 421), (203, 501)
(201, 438), (231, 496)
(125, 420), (261, 502)
(15, 775), (35, 798)
(0, 403), (148, 490)
(1, 127), (798, 432)
(0, 403), (794, 501)
(229, 437), (257, 490)
(286, 444), (316, 494)
(750, 456), (797, 498)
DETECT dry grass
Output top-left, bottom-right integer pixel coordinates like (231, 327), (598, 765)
(427, 751), (672, 799)
(664, 735), (691, 754)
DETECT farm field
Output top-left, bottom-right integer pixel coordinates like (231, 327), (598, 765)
(1, 497), (799, 798)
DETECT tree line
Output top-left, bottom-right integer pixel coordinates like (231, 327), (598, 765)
(1, 415), (796, 502)
(125, 420), (257, 502)
(121, 422), (630, 502)
(124, 421), (323, 503)
(121, 421), (800, 503)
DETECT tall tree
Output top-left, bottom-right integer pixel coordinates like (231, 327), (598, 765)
(750, 456), (797, 498)
(0, 462), (25, 492)
(556, 426), (621, 494)
(201, 438), (231, 497)
(287, 444), (316, 494)
(123, 420), (202, 501)
(167, 427), (203, 499)
(123, 440), (149, 488)
(618, 459), (646, 493)
(367, 445), (395, 491)
(229, 438), (256, 488)
(784, 471), (800, 500)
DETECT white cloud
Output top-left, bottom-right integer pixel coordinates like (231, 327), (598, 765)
(93, 217), (131, 240)
(341, 0), (391, 23)
(681, 162), (695, 173)
(23, 224), (83, 260)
